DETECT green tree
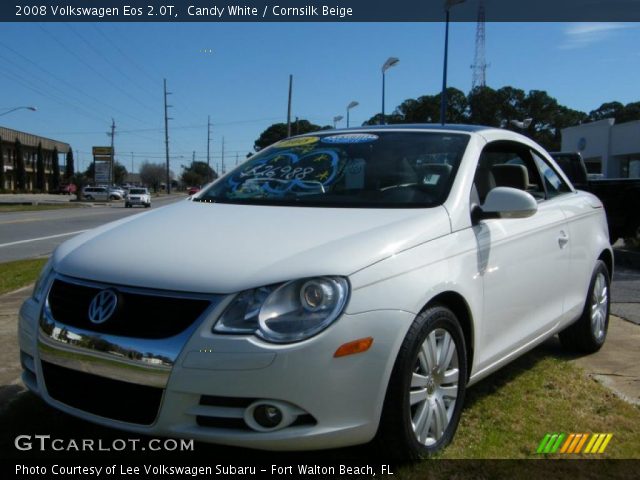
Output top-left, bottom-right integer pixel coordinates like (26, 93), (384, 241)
(15, 139), (25, 191)
(51, 147), (60, 191)
(618, 102), (640, 123)
(113, 162), (127, 185)
(588, 102), (624, 122)
(139, 162), (166, 192)
(180, 161), (216, 187)
(0, 135), (4, 191)
(36, 142), (45, 191)
(65, 149), (74, 179)
(254, 120), (330, 151)
(468, 86), (501, 126)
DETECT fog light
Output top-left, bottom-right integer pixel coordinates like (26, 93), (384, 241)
(253, 404), (283, 428)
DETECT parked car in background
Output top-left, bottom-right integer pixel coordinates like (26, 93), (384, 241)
(125, 187), (151, 208)
(21, 126), (612, 459)
(551, 151), (640, 242)
(82, 186), (123, 201)
(55, 183), (77, 195)
(187, 186), (201, 196)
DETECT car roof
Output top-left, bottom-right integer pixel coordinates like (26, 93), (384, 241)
(306, 124), (496, 134)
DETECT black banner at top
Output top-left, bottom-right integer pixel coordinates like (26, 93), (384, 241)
(3, 0), (640, 22)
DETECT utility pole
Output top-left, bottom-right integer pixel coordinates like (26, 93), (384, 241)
(107, 118), (115, 188)
(286, 74), (293, 137)
(221, 136), (225, 174)
(76, 149), (80, 173)
(131, 152), (134, 174)
(235, 153), (239, 167)
(206, 115), (212, 179)
(163, 79), (172, 194)
(192, 150), (195, 163)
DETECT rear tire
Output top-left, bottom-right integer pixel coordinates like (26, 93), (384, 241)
(377, 305), (467, 461)
(559, 260), (610, 354)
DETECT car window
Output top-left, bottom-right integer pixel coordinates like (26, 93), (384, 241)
(530, 150), (572, 199)
(199, 132), (471, 208)
(472, 141), (545, 204)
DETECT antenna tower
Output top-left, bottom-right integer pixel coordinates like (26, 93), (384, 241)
(471, 1), (489, 89)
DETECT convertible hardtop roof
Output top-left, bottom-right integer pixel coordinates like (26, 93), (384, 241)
(308, 124), (495, 135)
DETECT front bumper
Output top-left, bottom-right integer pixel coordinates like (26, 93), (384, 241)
(126, 197), (149, 205)
(18, 278), (414, 450)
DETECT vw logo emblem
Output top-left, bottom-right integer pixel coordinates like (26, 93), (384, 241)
(88, 289), (119, 324)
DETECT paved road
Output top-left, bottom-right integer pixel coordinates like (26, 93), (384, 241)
(0, 195), (185, 263)
(611, 266), (640, 325)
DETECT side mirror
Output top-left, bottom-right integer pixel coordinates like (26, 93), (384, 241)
(478, 187), (538, 220)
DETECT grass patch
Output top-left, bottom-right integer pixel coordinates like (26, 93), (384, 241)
(0, 204), (82, 213)
(0, 257), (47, 295)
(438, 342), (640, 459)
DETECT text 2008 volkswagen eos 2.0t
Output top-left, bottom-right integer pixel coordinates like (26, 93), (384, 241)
(20, 125), (612, 458)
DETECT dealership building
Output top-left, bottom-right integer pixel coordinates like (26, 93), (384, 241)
(0, 126), (70, 191)
(561, 118), (640, 178)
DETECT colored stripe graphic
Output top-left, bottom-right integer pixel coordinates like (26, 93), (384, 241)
(537, 433), (613, 454)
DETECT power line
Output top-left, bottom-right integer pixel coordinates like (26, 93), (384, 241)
(0, 40), (152, 127)
(38, 24), (160, 115)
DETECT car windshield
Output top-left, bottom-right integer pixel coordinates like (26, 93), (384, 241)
(198, 131), (470, 208)
(130, 189), (147, 194)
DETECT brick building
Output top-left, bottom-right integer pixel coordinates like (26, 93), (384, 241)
(0, 126), (70, 191)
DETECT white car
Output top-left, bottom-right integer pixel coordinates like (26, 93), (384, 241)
(125, 187), (151, 208)
(82, 186), (122, 201)
(20, 125), (611, 458)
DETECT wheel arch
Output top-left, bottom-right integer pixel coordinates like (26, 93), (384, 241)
(598, 248), (613, 279)
(420, 291), (474, 381)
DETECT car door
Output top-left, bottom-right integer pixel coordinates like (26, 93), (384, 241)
(472, 140), (571, 372)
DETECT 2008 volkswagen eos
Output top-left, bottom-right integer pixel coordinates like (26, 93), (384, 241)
(19, 125), (612, 458)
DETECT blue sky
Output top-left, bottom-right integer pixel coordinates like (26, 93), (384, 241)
(0, 22), (638, 176)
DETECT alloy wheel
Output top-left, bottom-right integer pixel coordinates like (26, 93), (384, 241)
(409, 328), (459, 446)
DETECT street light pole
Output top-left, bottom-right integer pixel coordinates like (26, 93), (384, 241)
(346, 101), (359, 128)
(381, 57), (399, 125)
(440, 0), (466, 125)
(333, 115), (343, 129)
(0, 106), (37, 117)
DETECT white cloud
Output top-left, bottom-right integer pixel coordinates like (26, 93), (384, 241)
(560, 22), (637, 50)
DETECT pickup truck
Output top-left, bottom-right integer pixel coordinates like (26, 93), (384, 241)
(551, 152), (640, 243)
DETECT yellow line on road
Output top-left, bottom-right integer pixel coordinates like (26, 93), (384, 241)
(0, 217), (44, 225)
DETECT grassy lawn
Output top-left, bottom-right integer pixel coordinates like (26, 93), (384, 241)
(439, 342), (640, 459)
(0, 204), (82, 213)
(0, 257), (47, 295)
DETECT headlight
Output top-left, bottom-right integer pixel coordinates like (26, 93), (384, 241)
(213, 276), (349, 343)
(32, 257), (54, 302)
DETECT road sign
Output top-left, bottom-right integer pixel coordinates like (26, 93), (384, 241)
(95, 160), (110, 183)
(92, 146), (113, 157)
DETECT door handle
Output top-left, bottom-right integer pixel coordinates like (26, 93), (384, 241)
(558, 231), (569, 249)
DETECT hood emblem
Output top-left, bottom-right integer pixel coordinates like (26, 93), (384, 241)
(88, 289), (119, 324)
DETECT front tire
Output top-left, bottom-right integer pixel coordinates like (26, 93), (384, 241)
(559, 260), (610, 353)
(377, 305), (467, 460)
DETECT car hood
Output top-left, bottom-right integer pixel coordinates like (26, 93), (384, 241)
(54, 200), (451, 294)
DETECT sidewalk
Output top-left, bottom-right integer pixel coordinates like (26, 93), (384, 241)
(0, 193), (77, 204)
(0, 286), (638, 407)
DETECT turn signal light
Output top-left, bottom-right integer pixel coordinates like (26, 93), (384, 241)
(334, 337), (374, 358)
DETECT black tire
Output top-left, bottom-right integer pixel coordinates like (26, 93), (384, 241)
(377, 305), (467, 461)
(125, 203), (131, 208)
(85, 195), (93, 201)
(145, 203), (150, 208)
(559, 260), (610, 354)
